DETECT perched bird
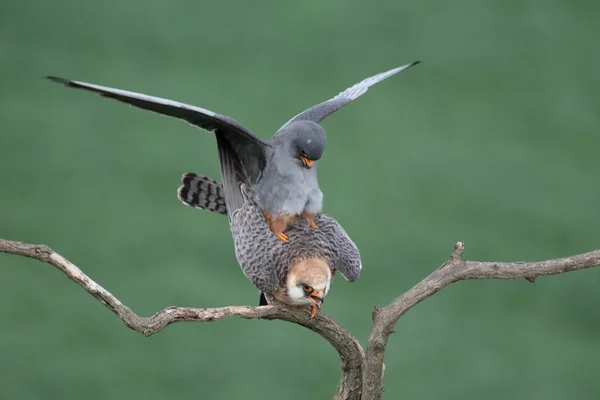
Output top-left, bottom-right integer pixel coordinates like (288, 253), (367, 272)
(230, 182), (362, 317)
(47, 61), (419, 242)
(178, 172), (361, 316)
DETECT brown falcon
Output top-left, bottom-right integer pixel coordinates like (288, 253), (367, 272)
(230, 181), (361, 317)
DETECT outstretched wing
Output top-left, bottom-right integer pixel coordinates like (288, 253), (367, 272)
(47, 76), (271, 214)
(278, 61), (420, 130)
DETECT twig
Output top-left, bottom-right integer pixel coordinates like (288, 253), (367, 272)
(3, 238), (600, 400)
(361, 242), (600, 400)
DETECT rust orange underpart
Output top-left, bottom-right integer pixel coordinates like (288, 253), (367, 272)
(262, 211), (294, 242)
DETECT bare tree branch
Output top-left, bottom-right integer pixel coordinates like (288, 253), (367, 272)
(0, 238), (364, 400)
(3, 238), (600, 400)
(361, 242), (600, 400)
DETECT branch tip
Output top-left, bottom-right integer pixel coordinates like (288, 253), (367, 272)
(362, 242), (600, 400)
(372, 305), (382, 321)
(452, 241), (465, 259)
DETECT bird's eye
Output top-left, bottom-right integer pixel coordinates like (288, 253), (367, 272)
(300, 149), (307, 157)
(302, 284), (313, 293)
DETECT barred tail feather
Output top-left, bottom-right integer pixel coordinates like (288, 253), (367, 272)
(177, 173), (228, 215)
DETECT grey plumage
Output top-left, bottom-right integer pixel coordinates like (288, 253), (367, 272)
(47, 62), (419, 227)
(254, 121), (325, 216)
(279, 61), (420, 129)
(177, 173), (361, 292)
(231, 183), (361, 294)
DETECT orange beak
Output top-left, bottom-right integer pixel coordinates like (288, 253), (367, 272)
(301, 157), (315, 168)
(308, 289), (324, 318)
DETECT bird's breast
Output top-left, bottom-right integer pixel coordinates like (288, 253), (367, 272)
(255, 163), (321, 216)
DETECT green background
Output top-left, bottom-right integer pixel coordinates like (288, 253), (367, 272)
(1, 1), (599, 399)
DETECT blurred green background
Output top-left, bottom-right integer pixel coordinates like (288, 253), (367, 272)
(1, 0), (599, 399)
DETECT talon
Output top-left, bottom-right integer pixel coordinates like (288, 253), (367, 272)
(310, 304), (317, 318)
(275, 231), (289, 242)
(305, 214), (319, 229)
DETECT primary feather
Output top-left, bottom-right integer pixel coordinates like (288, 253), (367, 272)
(48, 62), (419, 220)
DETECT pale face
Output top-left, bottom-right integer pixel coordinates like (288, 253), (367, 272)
(284, 258), (332, 307)
(286, 277), (330, 305)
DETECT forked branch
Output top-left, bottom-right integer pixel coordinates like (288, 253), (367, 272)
(2, 238), (599, 400)
(361, 242), (600, 400)
(0, 239), (364, 400)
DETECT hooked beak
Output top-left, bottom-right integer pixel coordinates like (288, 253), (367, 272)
(301, 157), (315, 168)
(308, 289), (324, 318)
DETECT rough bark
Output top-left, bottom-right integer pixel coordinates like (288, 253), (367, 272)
(361, 242), (600, 400)
(2, 239), (599, 400)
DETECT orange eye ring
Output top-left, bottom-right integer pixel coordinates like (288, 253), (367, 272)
(300, 148), (307, 157)
(302, 284), (313, 293)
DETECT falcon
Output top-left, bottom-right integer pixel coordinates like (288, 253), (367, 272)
(47, 61), (419, 242)
(231, 181), (361, 317)
(177, 172), (361, 316)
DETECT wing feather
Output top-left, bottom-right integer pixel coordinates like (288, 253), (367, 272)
(278, 61), (420, 129)
(47, 76), (271, 210)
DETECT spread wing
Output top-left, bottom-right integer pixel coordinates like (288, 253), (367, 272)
(278, 61), (420, 130)
(47, 76), (271, 213)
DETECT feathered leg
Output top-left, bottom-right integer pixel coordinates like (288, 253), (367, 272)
(262, 211), (295, 242)
(302, 211), (319, 229)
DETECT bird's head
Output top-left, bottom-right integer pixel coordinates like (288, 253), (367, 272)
(274, 121), (326, 169)
(285, 257), (332, 317)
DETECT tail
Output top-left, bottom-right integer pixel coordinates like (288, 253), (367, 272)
(177, 173), (228, 215)
(259, 292), (268, 306)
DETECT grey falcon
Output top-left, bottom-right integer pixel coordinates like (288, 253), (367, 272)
(177, 172), (361, 316)
(47, 61), (419, 242)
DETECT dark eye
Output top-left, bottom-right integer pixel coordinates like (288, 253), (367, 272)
(300, 148), (307, 157)
(302, 284), (313, 293)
